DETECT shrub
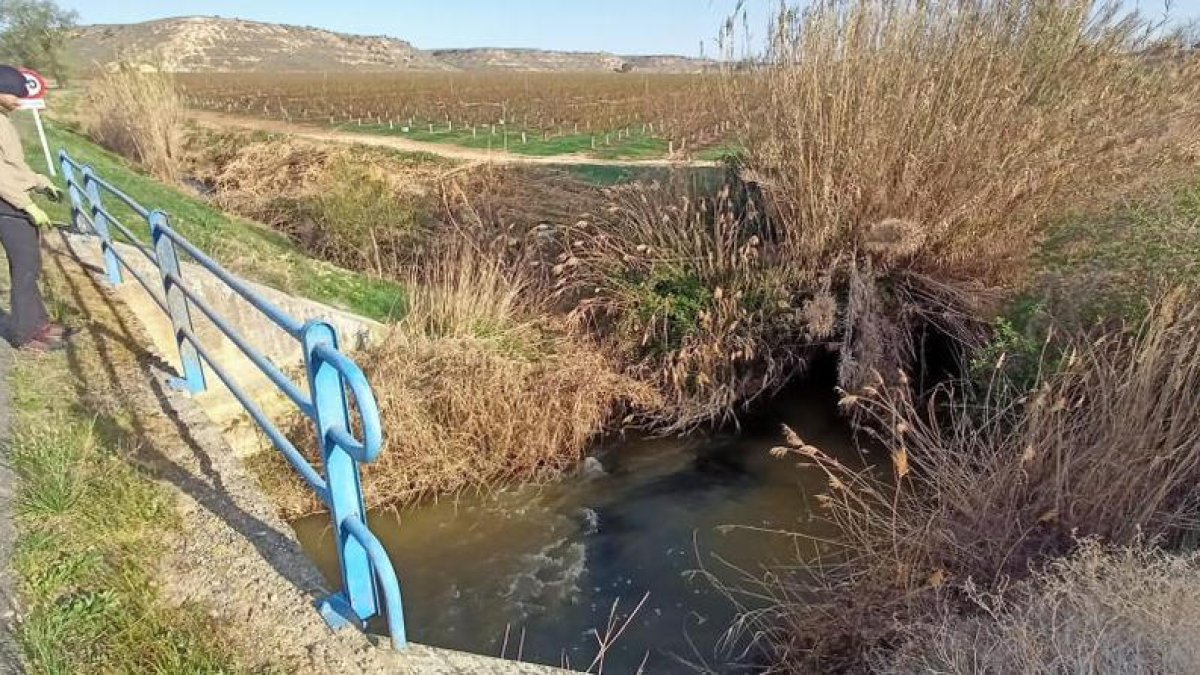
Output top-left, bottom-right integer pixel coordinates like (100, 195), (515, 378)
(81, 63), (185, 181)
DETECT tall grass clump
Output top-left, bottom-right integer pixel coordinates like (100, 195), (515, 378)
(722, 0), (1200, 393)
(358, 245), (656, 507)
(561, 179), (818, 432)
(81, 63), (186, 181)
(882, 542), (1200, 674)
(276, 244), (657, 513)
(742, 291), (1200, 670)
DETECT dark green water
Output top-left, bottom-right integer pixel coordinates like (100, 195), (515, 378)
(292, 384), (867, 673)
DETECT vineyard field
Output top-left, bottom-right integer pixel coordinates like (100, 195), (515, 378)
(179, 71), (738, 159)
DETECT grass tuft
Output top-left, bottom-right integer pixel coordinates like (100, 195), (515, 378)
(7, 355), (239, 674)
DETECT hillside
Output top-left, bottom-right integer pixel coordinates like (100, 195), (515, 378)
(430, 48), (715, 73)
(68, 17), (449, 72)
(67, 17), (713, 74)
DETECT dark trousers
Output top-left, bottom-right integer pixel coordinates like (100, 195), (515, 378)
(0, 203), (48, 345)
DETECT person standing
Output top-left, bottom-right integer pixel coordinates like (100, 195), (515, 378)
(0, 65), (65, 351)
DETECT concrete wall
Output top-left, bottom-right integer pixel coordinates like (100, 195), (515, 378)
(58, 232), (387, 457)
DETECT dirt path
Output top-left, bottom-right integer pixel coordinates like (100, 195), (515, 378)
(189, 109), (720, 169)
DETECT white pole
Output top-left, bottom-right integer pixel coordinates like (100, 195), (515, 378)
(31, 108), (54, 177)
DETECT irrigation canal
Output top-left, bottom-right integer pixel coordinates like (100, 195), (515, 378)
(293, 379), (871, 673)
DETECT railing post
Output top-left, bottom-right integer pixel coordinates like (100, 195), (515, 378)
(302, 320), (380, 631)
(80, 164), (123, 285)
(59, 152), (85, 233)
(149, 210), (207, 394)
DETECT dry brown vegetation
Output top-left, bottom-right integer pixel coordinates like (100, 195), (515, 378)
(743, 290), (1200, 671)
(701, 2), (1200, 669)
(883, 542), (1200, 674)
(82, 63), (187, 181)
(262, 243), (657, 516)
(559, 180), (813, 432)
(186, 130), (447, 276)
(721, 0), (1200, 393)
(518, 0), (1200, 435)
(352, 245), (656, 509)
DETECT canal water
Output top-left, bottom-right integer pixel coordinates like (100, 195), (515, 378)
(291, 382), (870, 673)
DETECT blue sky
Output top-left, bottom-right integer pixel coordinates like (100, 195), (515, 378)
(56, 1), (1199, 57)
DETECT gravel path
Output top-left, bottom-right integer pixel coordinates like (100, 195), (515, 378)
(189, 109), (721, 169)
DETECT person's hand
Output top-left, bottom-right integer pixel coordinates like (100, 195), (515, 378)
(23, 203), (51, 228)
(37, 183), (63, 202)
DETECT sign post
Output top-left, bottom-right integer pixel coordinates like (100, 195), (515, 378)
(17, 68), (52, 177)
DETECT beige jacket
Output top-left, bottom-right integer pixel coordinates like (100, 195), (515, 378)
(0, 112), (51, 211)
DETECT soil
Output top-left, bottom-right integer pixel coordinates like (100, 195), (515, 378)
(188, 109), (721, 170)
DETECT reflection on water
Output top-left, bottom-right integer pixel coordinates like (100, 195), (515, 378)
(291, 383), (871, 673)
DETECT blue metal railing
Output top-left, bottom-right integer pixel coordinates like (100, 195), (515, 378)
(59, 150), (407, 649)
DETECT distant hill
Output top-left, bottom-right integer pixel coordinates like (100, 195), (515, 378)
(430, 48), (715, 73)
(68, 17), (449, 73)
(67, 17), (715, 74)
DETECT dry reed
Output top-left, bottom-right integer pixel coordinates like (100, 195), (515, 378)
(739, 290), (1200, 670)
(561, 179), (812, 432)
(883, 542), (1200, 674)
(721, 0), (1200, 392)
(552, 0), (1200, 431)
(82, 63), (186, 181)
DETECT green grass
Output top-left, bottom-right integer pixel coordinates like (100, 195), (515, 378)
(619, 265), (715, 356)
(1036, 181), (1200, 325)
(335, 120), (671, 159)
(976, 178), (1200, 391)
(7, 354), (241, 674)
(563, 164), (730, 189)
(17, 117), (405, 322)
(694, 144), (746, 163)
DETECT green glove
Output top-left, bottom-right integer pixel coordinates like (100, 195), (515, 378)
(23, 203), (51, 228)
(37, 184), (63, 202)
